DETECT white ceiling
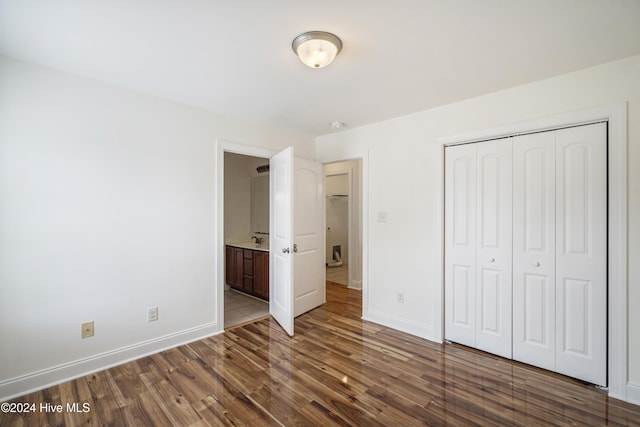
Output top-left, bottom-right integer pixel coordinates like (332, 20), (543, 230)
(2, 1), (640, 136)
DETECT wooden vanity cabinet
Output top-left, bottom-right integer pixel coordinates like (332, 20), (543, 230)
(225, 246), (244, 289)
(253, 251), (269, 299)
(225, 245), (269, 300)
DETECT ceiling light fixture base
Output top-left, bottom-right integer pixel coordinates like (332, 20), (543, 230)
(292, 31), (342, 69)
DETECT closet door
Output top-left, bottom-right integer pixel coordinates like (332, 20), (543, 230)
(445, 139), (511, 356)
(445, 144), (477, 347)
(512, 131), (557, 371)
(475, 139), (512, 358)
(554, 123), (607, 386)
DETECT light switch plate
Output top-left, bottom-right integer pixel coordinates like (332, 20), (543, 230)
(148, 306), (158, 322)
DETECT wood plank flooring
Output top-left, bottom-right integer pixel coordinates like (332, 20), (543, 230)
(2, 282), (640, 426)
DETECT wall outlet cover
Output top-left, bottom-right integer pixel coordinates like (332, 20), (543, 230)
(81, 321), (94, 339)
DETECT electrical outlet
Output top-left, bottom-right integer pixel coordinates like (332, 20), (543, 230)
(147, 306), (158, 322)
(81, 321), (94, 339)
(398, 292), (405, 304)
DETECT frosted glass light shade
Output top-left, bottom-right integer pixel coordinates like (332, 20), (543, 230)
(292, 31), (342, 69)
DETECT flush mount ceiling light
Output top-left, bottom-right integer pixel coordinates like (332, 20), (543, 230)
(292, 31), (342, 69)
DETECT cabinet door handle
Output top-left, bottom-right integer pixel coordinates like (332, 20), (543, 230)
(282, 247), (290, 253)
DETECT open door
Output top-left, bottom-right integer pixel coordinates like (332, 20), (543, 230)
(270, 147), (295, 335)
(293, 157), (326, 316)
(269, 147), (325, 336)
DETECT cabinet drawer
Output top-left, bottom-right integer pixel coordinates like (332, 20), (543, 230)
(243, 258), (253, 275)
(243, 275), (253, 289)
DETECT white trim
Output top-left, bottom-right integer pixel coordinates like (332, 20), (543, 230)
(627, 382), (640, 406)
(0, 323), (221, 402)
(436, 103), (628, 402)
(438, 104), (621, 146)
(363, 309), (434, 340)
(434, 142), (446, 344)
(348, 280), (362, 290)
(214, 139), (277, 332)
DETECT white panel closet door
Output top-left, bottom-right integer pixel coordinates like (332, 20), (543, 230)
(475, 139), (513, 358)
(512, 131), (557, 371)
(445, 143), (477, 347)
(554, 123), (607, 386)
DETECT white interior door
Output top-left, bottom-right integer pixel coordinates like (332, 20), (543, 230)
(554, 123), (607, 386)
(294, 157), (326, 317)
(512, 131), (557, 371)
(269, 148), (326, 335)
(270, 147), (294, 335)
(475, 138), (512, 358)
(445, 143), (477, 347)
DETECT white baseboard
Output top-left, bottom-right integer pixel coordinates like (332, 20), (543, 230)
(348, 279), (362, 290)
(0, 322), (222, 402)
(363, 308), (437, 342)
(627, 381), (640, 406)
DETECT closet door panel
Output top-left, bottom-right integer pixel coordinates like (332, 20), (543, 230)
(445, 144), (477, 347)
(555, 123), (607, 386)
(475, 139), (512, 358)
(513, 132), (556, 370)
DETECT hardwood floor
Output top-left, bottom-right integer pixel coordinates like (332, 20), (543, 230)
(325, 265), (348, 286)
(2, 282), (640, 426)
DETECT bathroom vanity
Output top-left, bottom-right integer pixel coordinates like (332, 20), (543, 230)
(225, 242), (269, 300)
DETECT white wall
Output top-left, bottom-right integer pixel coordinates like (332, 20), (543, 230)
(224, 152), (269, 244)
(0, 56), (313, 399)
(315, 55), (640, 402)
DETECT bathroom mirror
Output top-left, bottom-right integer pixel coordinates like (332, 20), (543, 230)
(251, 175), (269, 233)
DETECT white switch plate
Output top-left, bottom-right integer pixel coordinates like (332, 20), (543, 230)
(377, 212), (388, 223)
(147, 306), (158, 322)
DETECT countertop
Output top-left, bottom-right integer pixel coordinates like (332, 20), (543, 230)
(226, 241), (270, 252)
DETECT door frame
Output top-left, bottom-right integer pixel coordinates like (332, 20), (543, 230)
(436, 103), (628, 401)
(317, 152), (369, 315)
(215, 140), (276, 331)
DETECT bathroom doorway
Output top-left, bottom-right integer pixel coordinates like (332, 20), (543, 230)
(223, 152), (270, 328)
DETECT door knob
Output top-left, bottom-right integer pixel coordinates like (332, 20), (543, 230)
(293, 243), (298, 253)
(282, 247), (290, 253)
(490, 258), (495, 263)
(533, 261), (540, 267)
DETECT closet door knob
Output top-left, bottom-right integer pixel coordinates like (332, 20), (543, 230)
(490, 258), (495, 263)
(533, 261), (540, 267)
(282, 247), (290, 253)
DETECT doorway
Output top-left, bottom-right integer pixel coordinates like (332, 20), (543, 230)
(324, 159), (363, 293)
(223, 151), (270, 328)
(216, 141), (368, 335)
